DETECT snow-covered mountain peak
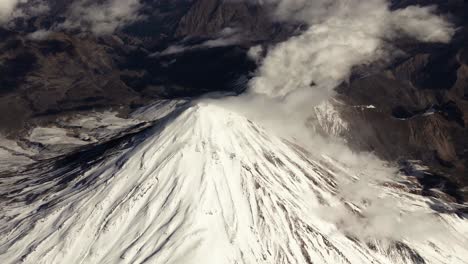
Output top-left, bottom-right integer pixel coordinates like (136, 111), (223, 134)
(1, 102), (467, 264)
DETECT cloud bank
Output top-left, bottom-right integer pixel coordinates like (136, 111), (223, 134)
(220, 0), (454, 147)
(213, 0), (455, 243)
(206, 1), (455, 148)
(250, 0), (454, 104)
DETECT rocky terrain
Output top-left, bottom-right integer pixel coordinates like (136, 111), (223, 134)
(1, 1), (468, 263)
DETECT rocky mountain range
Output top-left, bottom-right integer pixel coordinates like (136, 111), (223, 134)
(1, 1), (468, 263)
(0, 0), (467, 201)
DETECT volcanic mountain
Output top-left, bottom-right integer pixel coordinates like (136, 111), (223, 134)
(1, 102), (467, 264)
(1, 0), (467, 198)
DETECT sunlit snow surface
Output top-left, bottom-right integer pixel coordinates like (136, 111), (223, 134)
(0, 103), (467, 263)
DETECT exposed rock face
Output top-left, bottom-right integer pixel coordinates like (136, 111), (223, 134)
(0, 31), (143, 134)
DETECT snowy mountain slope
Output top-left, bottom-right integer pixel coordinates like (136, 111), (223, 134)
(0, 102), (467, 264)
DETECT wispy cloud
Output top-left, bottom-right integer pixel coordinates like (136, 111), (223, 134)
(213, 0), (456, 242)
(0, 0), (49, 24)
(250, 0), (454, 103)
(151, 27), (244, 57)
(0, 0), (143, 35)
(0, 0), (21, 23)
(59, 0), (143, 35)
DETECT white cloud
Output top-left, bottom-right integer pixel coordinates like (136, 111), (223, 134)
(391, 5), (455, 43)
(0, 0), (49, 24)
(26, 29), (51, 40)
(0, 0), (22, 23)
(249, 0), (454, 102)
(247, 45), (263, 62)
(60, 0), (143, 35)
(151, 27), (244, 57)
(212, 0), (456, 242)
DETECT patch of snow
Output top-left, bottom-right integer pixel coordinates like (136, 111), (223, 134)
(131, 100), (187, 121)
(0, 137), (36, 171)
(423, 108), (436, 116)
(69, 111), (140, 130)
(28, 127), (88, 146)
(353, 104), (377, 109)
